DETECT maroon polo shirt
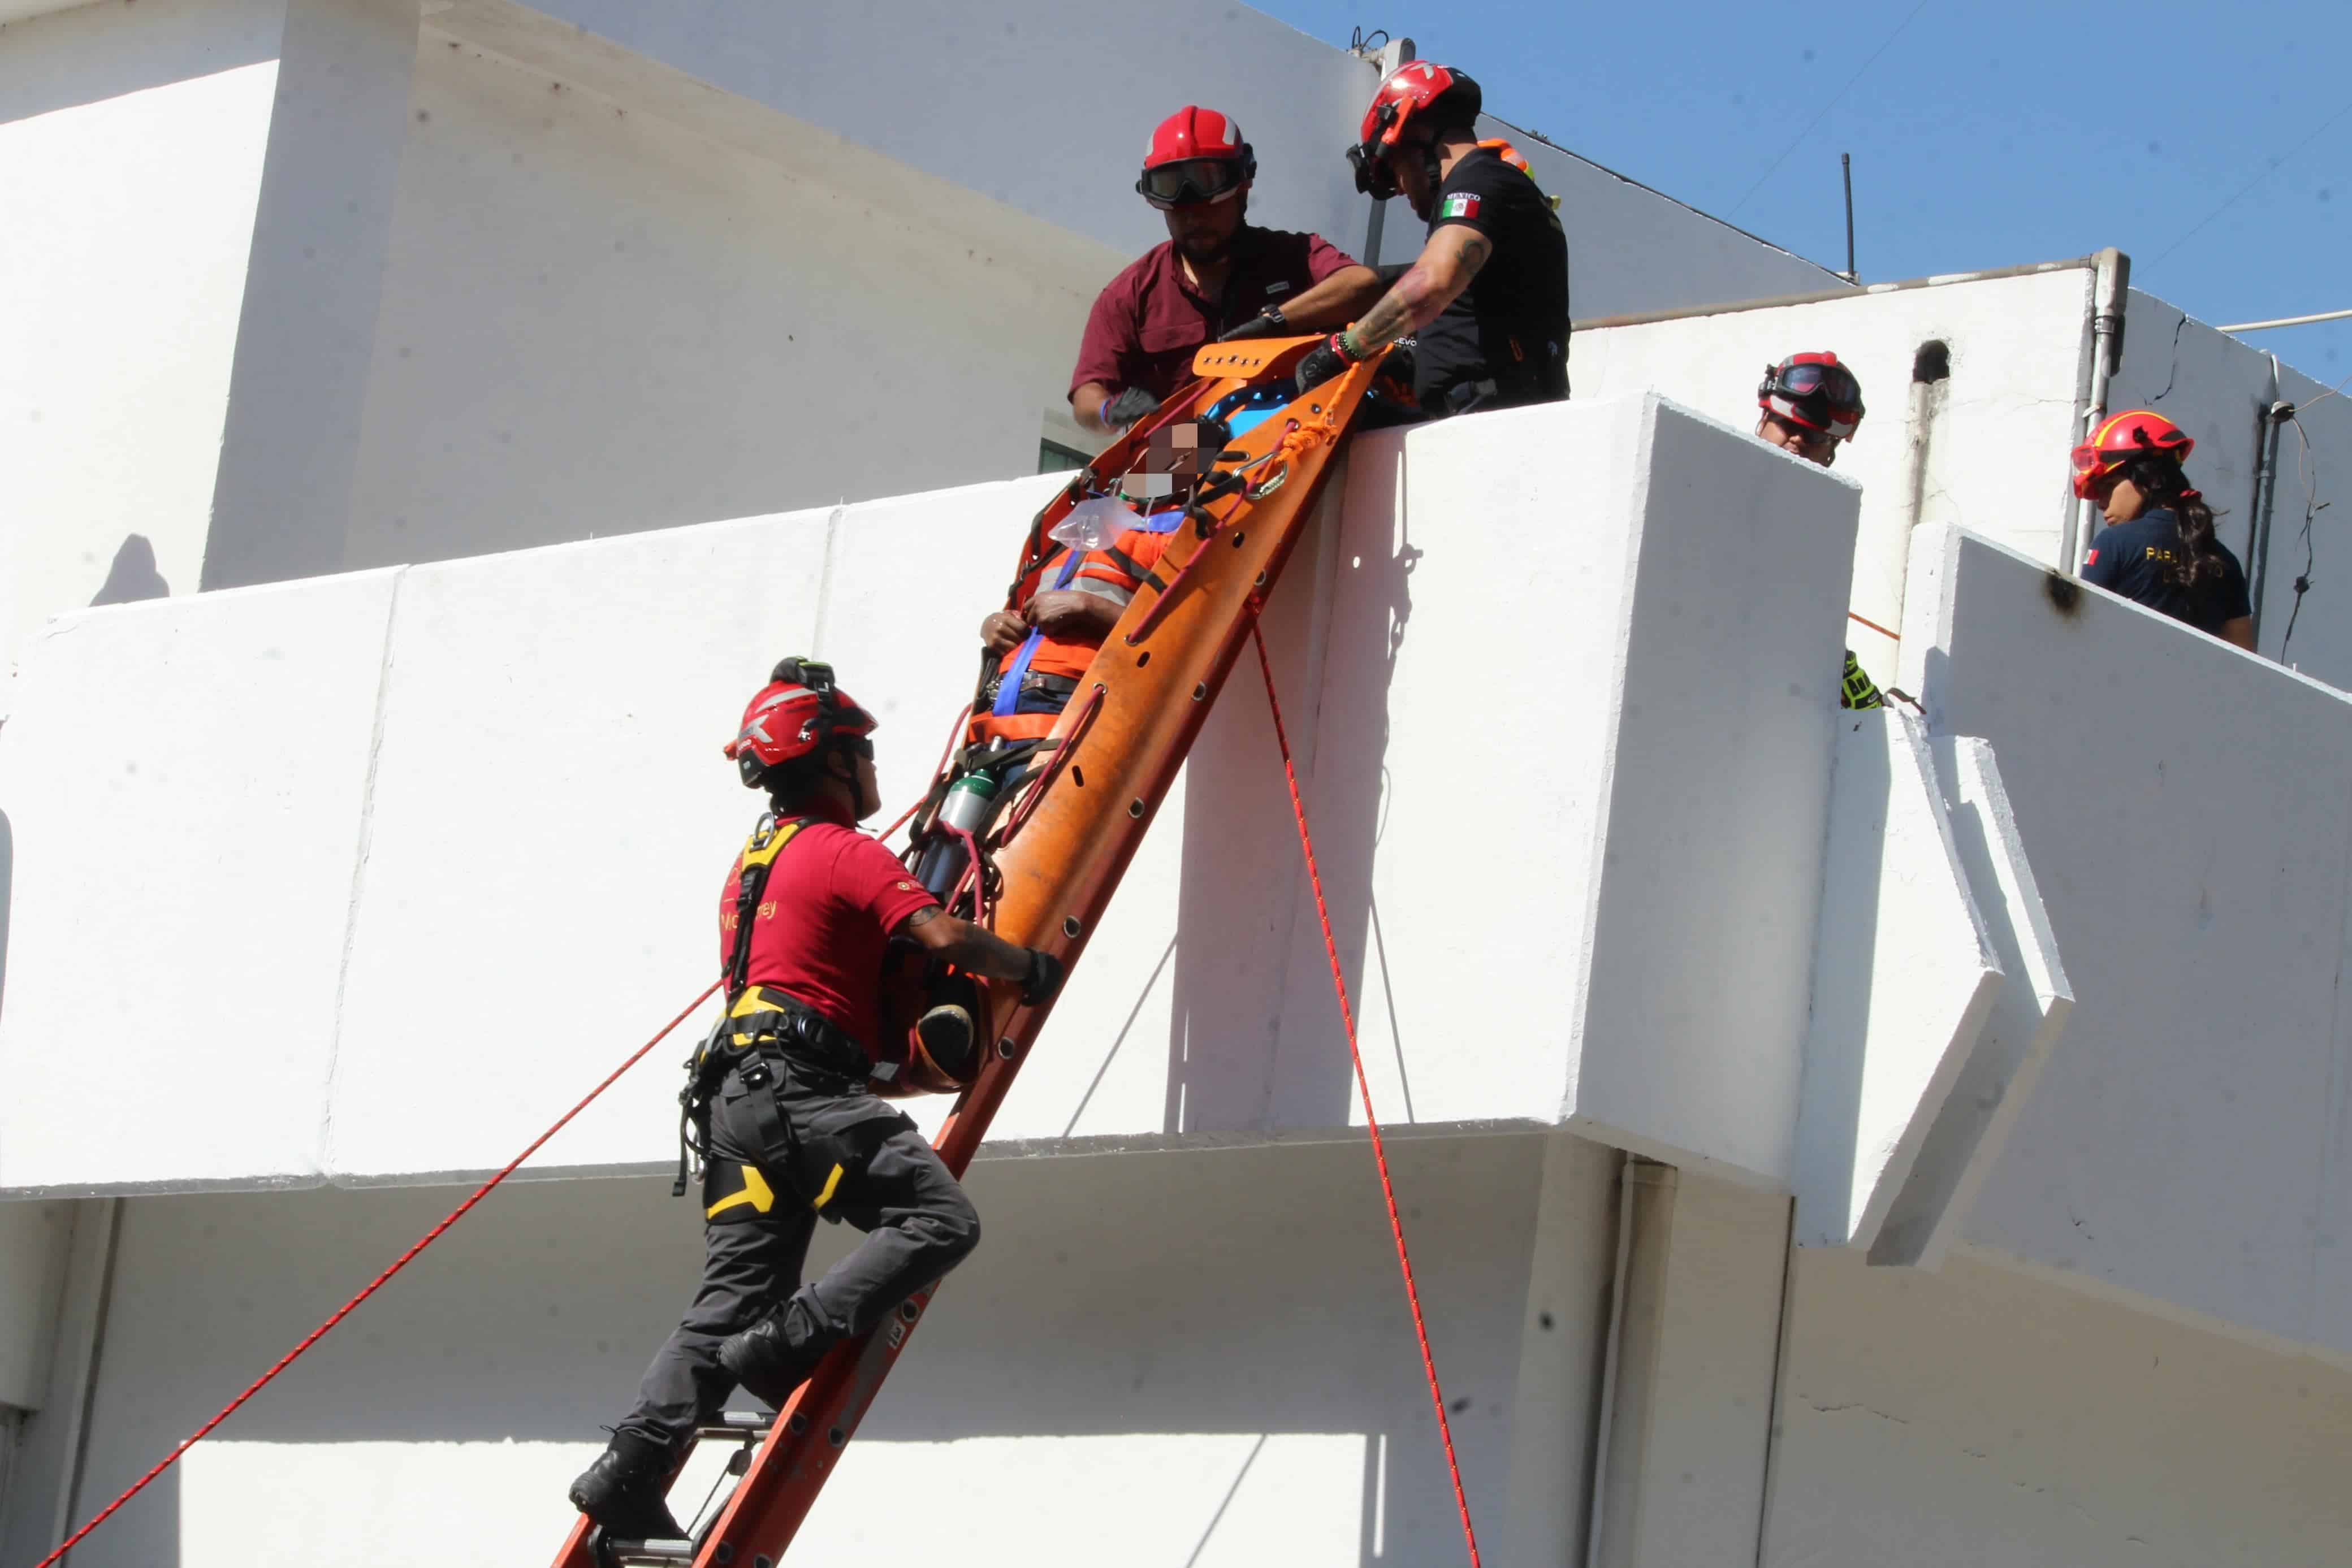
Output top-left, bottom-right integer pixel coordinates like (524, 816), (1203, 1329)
(1069, 226), (1359, 403)
(719, 804), (936, 1050)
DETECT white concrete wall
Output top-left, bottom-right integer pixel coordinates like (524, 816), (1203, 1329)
(0, 0), (284, 705)
(2110, 288), (2352, 690)
(1900, 523), (2352, 1365)
(0, 571), (400, 1192)
(1873, 735), (2072, 1271)
(30, 1136), (1590, 1568)
(1455, 112), (1843, 309)
(464, 0), (1376, 275)
(333, 20), (1113, 572)
(0, 396), (1858, 1195)
(200, 0), (420, 588)
(1572, 265), (2095, 678)
(1763, 1246), (2352, 1567)
(1794, 711), (2000, 1253)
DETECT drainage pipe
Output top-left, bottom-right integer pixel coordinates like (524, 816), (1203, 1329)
(2247, 373), (2292, 647)
(2065, 247), (2131, 575)
(1877, 339), (1952, 660)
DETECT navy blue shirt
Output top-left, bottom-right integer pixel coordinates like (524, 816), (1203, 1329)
(2081, 507), (2250, 636)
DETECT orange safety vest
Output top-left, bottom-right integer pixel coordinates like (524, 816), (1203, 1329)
(1477, 137), (1530, 174)
(971, 525), (1178, 743)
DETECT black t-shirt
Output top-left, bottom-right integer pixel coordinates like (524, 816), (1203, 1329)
(1413, 147), (1571, 412)
(2080, 508), (2251, 635)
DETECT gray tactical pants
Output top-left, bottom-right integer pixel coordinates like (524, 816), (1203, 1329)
(612, 1058), (980, 1452)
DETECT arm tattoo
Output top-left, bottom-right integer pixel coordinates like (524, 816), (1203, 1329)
(905, 906), (939, 928)
(1354, 287), (1419, 349)
(1352, 233), (1494, 353)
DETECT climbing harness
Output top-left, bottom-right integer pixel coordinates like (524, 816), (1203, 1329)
(675, 813), (811, 1197)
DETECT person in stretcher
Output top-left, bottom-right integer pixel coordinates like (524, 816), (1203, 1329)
(908, 422), (1219, 897)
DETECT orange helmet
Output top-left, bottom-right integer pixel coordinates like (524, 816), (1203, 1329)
(723, 657), (876, 790)
(1348, 62), (1482, 201)
(2071, 409), (2193, 500)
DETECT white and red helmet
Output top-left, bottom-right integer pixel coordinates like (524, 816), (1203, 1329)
(1136, 106), (1256, 208)
(1348, 62), (1483, 201)
(1757, 352), (1866, 442)
(723, 658), (876, 789)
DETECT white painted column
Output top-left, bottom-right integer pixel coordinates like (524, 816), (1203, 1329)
(1590, 1167), (1793, 1568)
(0, 1201), (120, 1567)
(204, 0), (421, 589)
(0, 1202), (73, 1411)
(1499, 1133), (1622, 1566)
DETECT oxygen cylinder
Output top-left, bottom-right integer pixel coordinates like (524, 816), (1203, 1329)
(915, 772), (1002, 898)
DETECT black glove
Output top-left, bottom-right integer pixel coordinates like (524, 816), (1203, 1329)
(1101, 386), (1160, 433)
(1294, 335), (1354, 396)
(1216, 306), (1289, 343)
(1021, 948), (1065, 1008)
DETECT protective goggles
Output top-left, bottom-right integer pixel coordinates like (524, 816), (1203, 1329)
(2069, 445), (2124, 499)
(1757, 361), (1864, 440)
(1136, 158), (1248, 209)
(1347, 143), (1400, 202)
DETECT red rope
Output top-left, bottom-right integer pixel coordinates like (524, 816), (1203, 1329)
(33, 980), (723, 1568)
(876, 703), (972, 846)
(1248, 622), (1484, 1567)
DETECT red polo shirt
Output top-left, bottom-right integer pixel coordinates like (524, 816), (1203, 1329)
(1069, 226), (1359, 403)
(719, 804), (936, 1049)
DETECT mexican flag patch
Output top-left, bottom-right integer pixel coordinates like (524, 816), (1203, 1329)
(1440, 192), (1481, 220)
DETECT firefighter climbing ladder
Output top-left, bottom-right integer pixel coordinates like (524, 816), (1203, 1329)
(33, 339), (1482, 1568)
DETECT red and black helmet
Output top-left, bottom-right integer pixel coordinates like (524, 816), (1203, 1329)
(1348, 62), (1483, 201)
(1758, 352), (1866, 442)
(1137, 106), (1256, 209)
(723, 657), (877, 789)
(2070, 409), (2192, 499)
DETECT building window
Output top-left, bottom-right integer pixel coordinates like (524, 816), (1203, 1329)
(1038, 438), (1091, 474)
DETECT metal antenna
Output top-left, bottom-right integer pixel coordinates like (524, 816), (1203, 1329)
(1841, 152), (1857, 283)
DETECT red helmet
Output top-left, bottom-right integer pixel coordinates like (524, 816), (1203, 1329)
(1758, 352), (1866, 441)
(2070, 409), (2193, 499)
(1137, 106), (1256, 209)
(1348, 62), (1483, 200)
(723, 657), (877, 787)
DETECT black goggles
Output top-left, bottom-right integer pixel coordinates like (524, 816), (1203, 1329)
(1347, 143), (1399, 202)
(833, 734), (874, 761)
(1136, 158), (1247, 209)
(1765, 362), (1854, 402)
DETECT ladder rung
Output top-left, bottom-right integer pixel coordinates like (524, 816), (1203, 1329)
(603, 1538), (695, 1566)
(693, 1409), (770, 1441)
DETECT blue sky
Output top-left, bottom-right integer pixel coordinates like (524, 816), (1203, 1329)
(1256, 0), (2352, 382)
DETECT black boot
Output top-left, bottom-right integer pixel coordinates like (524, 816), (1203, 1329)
(568, 1432), (683, 1542)
(719, 1299), (837, 1407)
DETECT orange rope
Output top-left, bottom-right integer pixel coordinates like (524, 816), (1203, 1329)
(1248, 620), (1484, 1567)
(33, 981), (723, 1568)
(1847, 608), (1900, 642)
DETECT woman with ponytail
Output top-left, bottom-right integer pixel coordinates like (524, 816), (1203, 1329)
(2074, 409), (2255, 649)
